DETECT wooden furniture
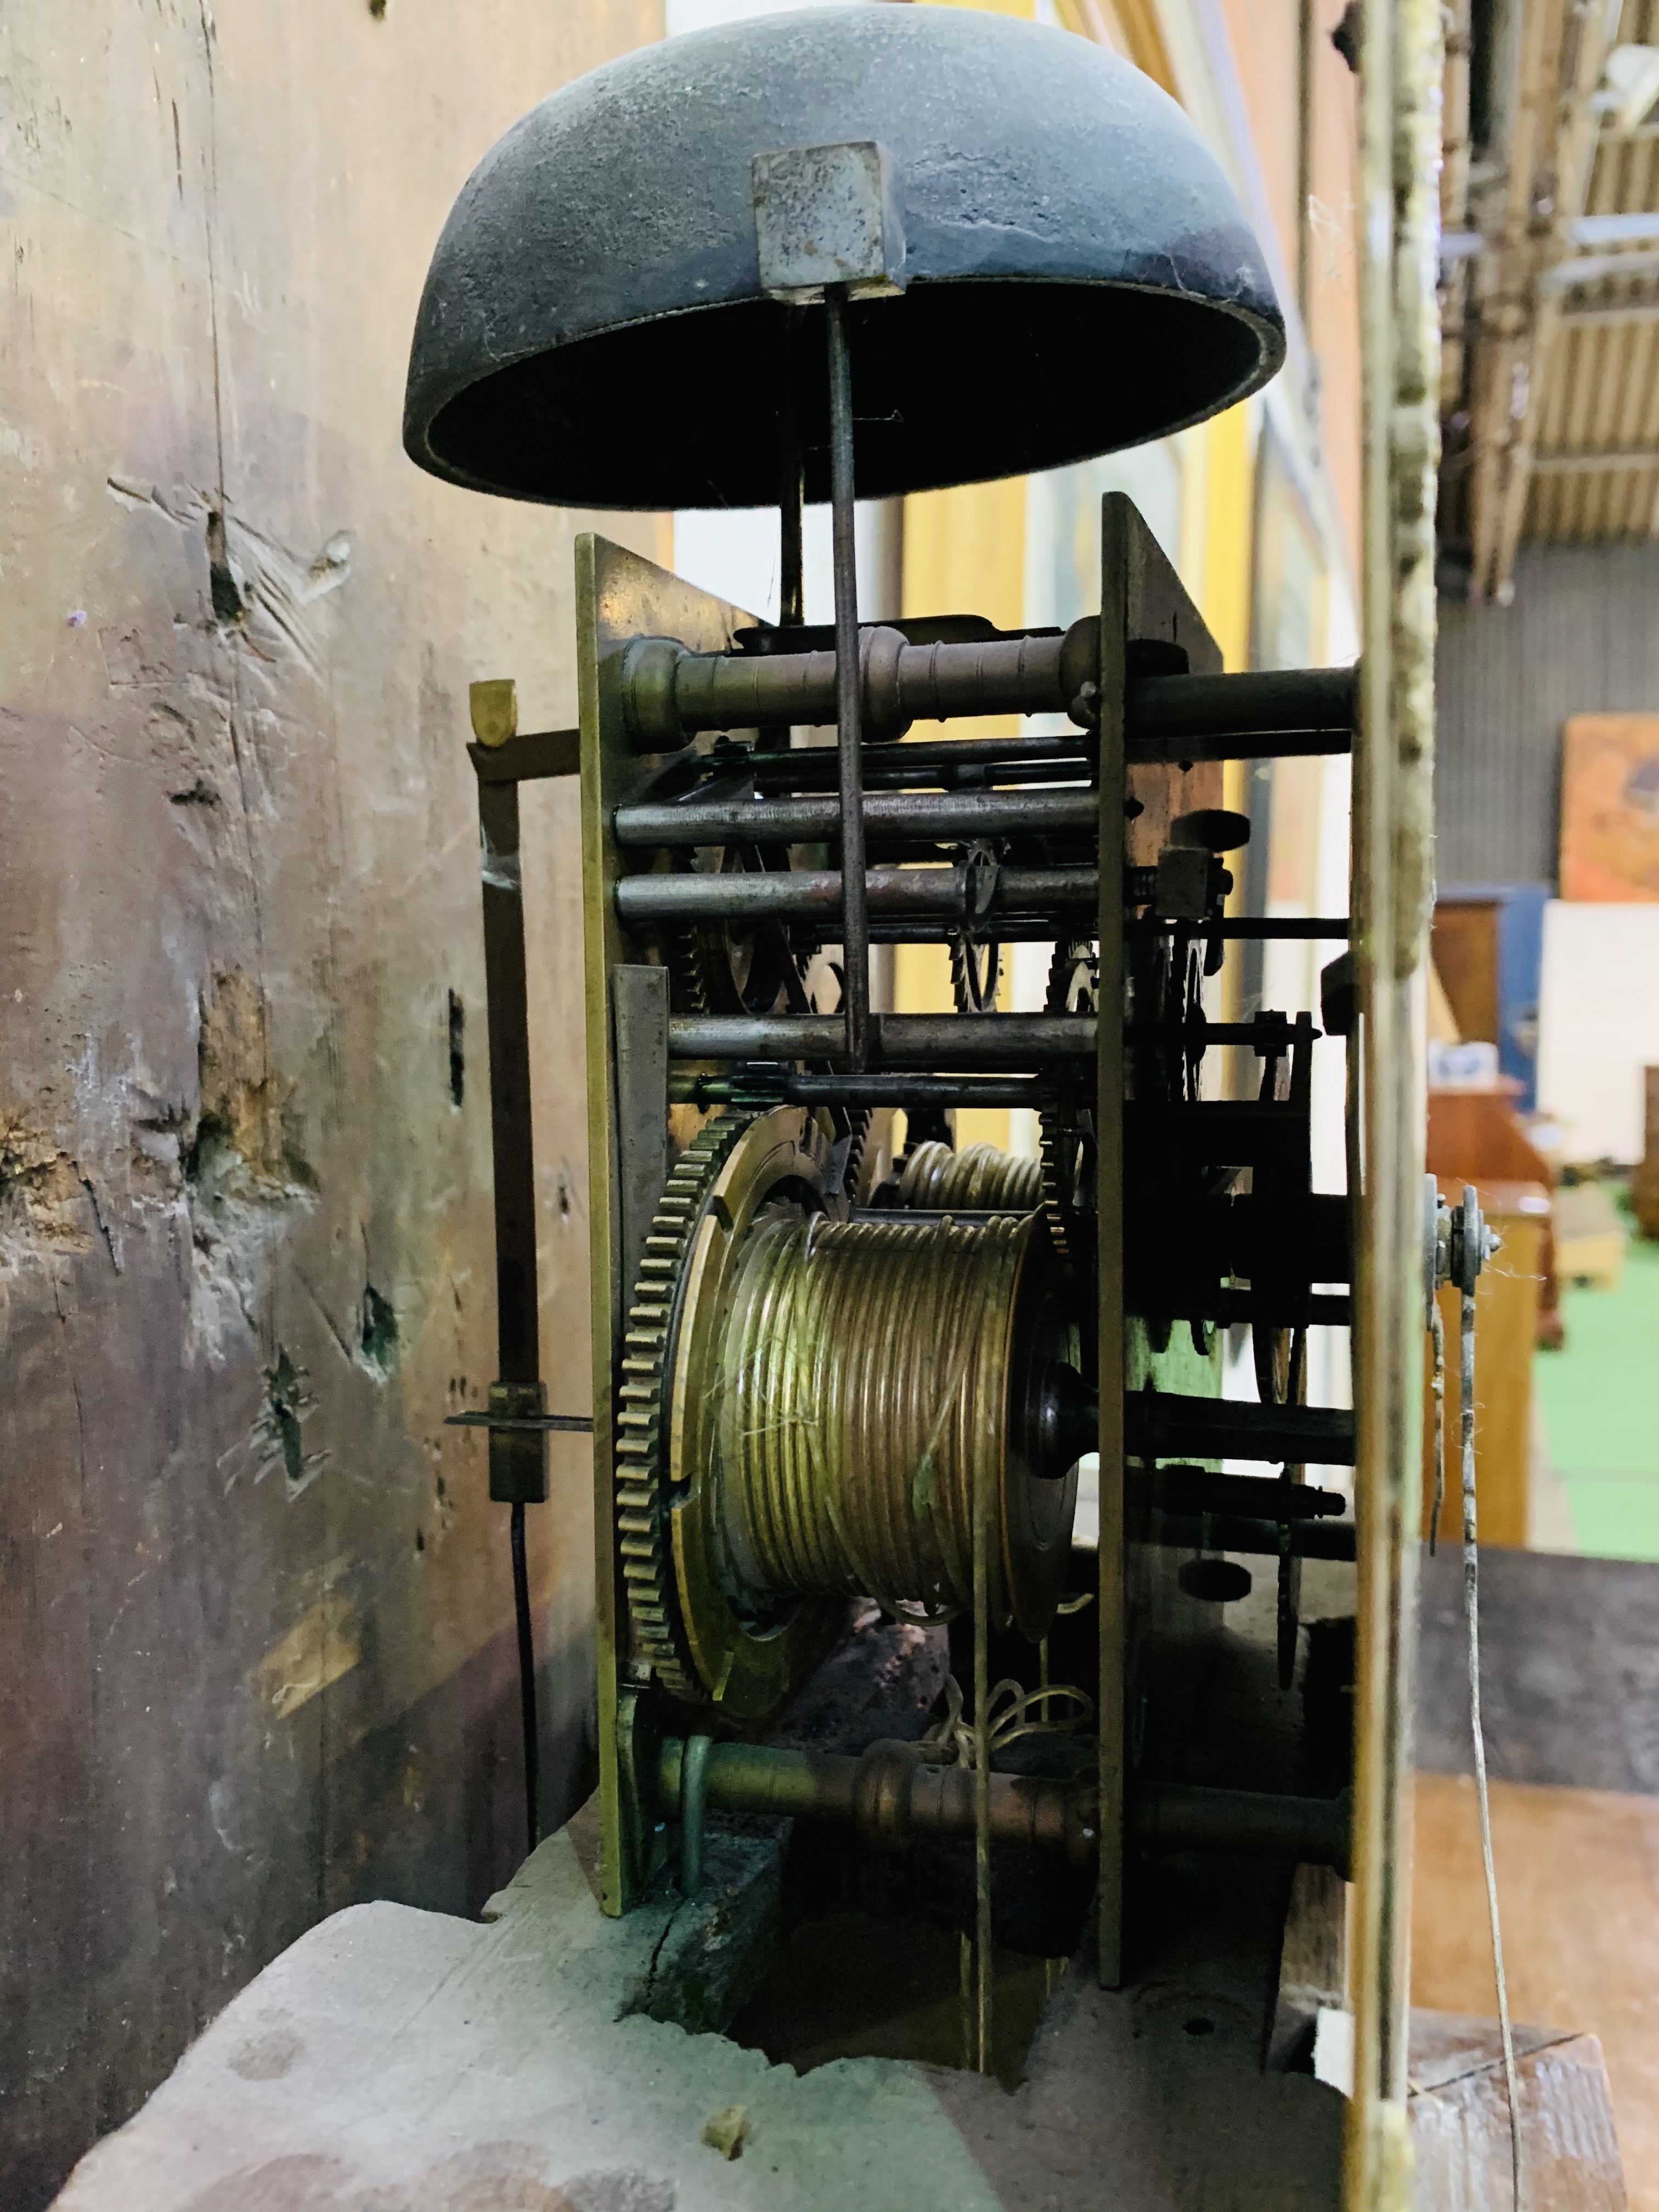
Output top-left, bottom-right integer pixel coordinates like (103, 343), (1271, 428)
(1408, 2009), (1627, 2211)
(1410, 1550), (1658, 2207)
(1431, 901), (1500, 1045)
(1428, 1085), (1553, 1186)
(1427, 1085), (1561, 1347)
(1634, 1066), (1659, 1239)
(1554, 1181), (1627, 1290)
(1414, 1771), (1650, 2209)
(1421, 1178), (1548, 1551)
(1433, 886), (1550, 1109)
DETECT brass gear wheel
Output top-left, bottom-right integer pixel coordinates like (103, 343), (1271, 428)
(1039, 940), (1098, 1267)
(613, 1114), (748, 1698)
(668, 910), (711, 1017)
(839, 1106), (874, 1203)
(665, 849), (797, 1018)
(949, 932), (1002, 1013)
(948, 840), (1003, 1013)
(612, 1107), (848, 1718)
(616, 1107), (1084, 1718)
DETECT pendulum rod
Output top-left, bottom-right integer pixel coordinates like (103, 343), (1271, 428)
(825, 287), (870, 1072)
(973, 1364), (994, 2072)
(778, 305), (805, 629)
(510, 1499), (539, 1858)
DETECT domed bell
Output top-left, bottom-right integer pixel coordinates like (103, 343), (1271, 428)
(404, 5), (1284, 511)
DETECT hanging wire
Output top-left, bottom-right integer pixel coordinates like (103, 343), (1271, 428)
(921, 1672), (1094, 1768)
(1426, 1181), (1522, 2196)
(1459, 1255), (1524, 2208)
(1428, 1297), (1447, 1555)
(925, 1655), (1093, 2075)
(972, 1384), (994, 2075)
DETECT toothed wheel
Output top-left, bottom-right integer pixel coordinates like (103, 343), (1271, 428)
(950, 933), (1002, 1013)
(664, 848), (797, 1018)
(1039, 940), (1098, 1268)
(613, 1114), (749, 1698)
(840, 1107), (874, 1203)
(949, 840), (1002, 1013)
(611, 1107), (848, 1720)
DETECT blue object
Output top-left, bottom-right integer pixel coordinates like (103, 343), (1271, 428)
(1437, 883), (1549, 1110)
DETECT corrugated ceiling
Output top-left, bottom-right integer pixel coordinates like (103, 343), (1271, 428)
(1526, 0), (1659, 542)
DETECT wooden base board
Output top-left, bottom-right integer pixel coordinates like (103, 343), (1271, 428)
(1409, 2012), (1626, 2209)
(1413, 1774), (1656, 2207)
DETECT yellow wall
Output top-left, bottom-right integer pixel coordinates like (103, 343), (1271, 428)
(1198, 401), (1256, 674)
(902, 474), (1027, 642)
(900, 0), (1037, 1151)
(888, 0), (1339, 1142)
(1200, 399), (1256, 957)
(896, 472), (1026, 1147)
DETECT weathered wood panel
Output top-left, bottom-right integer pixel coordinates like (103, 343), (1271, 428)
(1413, 1775), (1655, 2207)
(0, 4), (663, 2201)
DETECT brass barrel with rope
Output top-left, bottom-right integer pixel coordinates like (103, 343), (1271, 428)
(714, 1209), (1074, 1637)
(893, 1140), (1045, 1215)
(621, 1109), (1087, 1722)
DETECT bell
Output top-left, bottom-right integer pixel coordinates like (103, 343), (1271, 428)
(404, 6), (1283, 511)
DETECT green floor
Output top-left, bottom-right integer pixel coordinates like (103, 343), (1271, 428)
(1535, 1193), (1659, 1560)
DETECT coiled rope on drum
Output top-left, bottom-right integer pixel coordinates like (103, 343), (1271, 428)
(896, 1141), (1043, 1213)
(715, 1212), (1030, 1621)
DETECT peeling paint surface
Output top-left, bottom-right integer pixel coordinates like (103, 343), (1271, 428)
(0, 4), (665, 2202)
(251, 1594), (363, 1721)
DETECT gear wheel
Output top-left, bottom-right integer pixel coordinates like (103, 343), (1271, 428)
(949, 840), (1002, 1013)
(949, 932), (1002, 1013)
(665, 849), (796, 1018)
(1039, 940), (1098, 1267)
(839, 1107), (874, 1203)
(668, 908), (712, 1017)
(613, 1113), (749, 1697)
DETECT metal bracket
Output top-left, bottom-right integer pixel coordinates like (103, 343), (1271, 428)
(1424, 1175), (1502, 1321)
(444, 1409), (594, 1434)
(612, 966), (671, 1308)
(477, 1381), (551, 1504)
(751, 140), (907, 302)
